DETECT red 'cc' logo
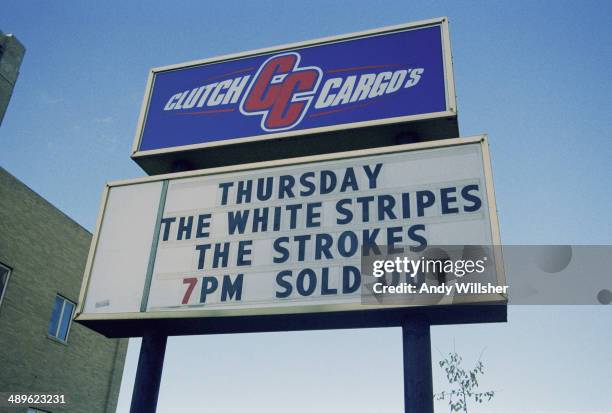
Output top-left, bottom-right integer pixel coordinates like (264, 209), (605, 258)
(240, 52), (322, 131)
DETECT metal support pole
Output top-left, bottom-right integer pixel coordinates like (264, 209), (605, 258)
(129, 334), (167, 413)
(402, 318), (433, 413)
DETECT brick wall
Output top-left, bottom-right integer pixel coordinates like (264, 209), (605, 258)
(0, 167), (128, 413)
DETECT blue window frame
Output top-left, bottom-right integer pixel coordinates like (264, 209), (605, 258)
(48, 295), (75, 342)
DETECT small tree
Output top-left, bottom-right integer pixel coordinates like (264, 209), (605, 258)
(434, 350), (494, 412)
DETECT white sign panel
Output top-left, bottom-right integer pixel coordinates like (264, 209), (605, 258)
(77, 136), (504, 322)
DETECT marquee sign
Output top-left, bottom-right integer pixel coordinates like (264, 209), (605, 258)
(77, 136), (505, 337)
(131, 18), (456, 172)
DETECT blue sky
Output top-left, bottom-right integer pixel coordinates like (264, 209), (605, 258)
(1, 1), (611, 411)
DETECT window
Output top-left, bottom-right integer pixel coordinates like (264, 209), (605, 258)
(48, 295), (75, 343)
(0, 263), (10, 309)
(28, 408), (50, 413)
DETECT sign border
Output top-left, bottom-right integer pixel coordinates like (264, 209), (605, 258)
(77, 135), (506, 328)
(130, 17), (457, 161)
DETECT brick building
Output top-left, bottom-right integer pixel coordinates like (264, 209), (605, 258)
(0, 167), (127, 413)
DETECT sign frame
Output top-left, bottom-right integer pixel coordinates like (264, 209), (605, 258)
(77, 135), (506, 338)
(130, 17), (458, 174)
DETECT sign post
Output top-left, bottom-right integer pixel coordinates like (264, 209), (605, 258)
(75, 18), (507, 412)
(402, 317), (434, 413)
(129, 335), (167, 413)
(76, 136), (505, 411)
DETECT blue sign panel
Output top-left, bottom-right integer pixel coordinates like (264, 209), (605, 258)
(134, 19), (454, 155)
